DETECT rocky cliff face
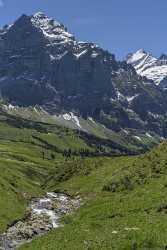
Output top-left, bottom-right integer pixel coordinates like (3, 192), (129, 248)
(0, 13), (167, 138)
(0, 13), (118, 108)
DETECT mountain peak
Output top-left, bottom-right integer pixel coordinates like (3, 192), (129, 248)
(8, 12), (64, 35)
(127, 49), (156, 67)
(13, 14), (31, 26)
(126, 49), (148, 64)
(31, 12), (62, 29)
(127, 49), (167, 85)
(4, 12), (75, 46)
(33, 12), (47, 18)
(136, 48), (147, 54)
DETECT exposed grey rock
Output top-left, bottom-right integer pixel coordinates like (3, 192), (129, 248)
(0, 192), (81, 250)
(0, 13), (167, 138)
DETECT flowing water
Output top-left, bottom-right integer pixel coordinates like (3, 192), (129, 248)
(0, 192), (81, 250)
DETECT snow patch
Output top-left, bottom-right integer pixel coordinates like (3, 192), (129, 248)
(116, 91), (125, 101)
(91, 51), (99, 58)
(146, 133), (152, 138)
(134, 136), (142, 141)
(148, 112), (160, 119)
(126, 94), (139, 103)
(122, 129), (129, 135)
(88, 117), (96, 124)
(74, 49), (88, 59)
(62, 113), (82, 128)
(63, 113), (71, 121)
(70, 112), (81, 128)
(3, 104), (16, 110)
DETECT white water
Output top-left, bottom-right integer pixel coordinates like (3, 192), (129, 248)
(0, 192), (81, 250)
(30, 193), (70, 228)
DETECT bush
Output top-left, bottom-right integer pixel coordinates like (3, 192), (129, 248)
(103, 175), (134, 192)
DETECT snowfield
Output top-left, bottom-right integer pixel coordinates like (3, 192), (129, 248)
(127, 49), (167, 85)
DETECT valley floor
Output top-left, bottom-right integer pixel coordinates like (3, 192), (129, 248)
(0, 112), (167, 249)
(19, 143), (167, 250)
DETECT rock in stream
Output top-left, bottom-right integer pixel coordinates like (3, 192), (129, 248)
(0, 192), (81, 250)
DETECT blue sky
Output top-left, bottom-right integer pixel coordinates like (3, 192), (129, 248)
(0, 0), (166, 59)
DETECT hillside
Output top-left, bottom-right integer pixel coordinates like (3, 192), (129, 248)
(0, 107), (166, 249)
(18, 140), (167, 250)
(0, 106), (151, 233)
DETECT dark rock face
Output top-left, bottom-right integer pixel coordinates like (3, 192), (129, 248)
(0, 13), (117, 108)
(159, 73), (167, 89)
(159, 54), (167, 61)
(0, 12), (167, 136)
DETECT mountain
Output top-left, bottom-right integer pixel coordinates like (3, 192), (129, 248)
(127, 49), (167, 87)
(0, 12), (167, 250)
(0, 13), (167, 144)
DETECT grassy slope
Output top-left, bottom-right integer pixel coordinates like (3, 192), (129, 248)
(20, 142), (167, 250)
(0, 112), (98, 231)
(0, 109), (166, 249)
(0, 109), (142, 232)
(4, 105), (161, 152)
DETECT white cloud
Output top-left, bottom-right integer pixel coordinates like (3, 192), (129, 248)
(0, 0), (3, 7)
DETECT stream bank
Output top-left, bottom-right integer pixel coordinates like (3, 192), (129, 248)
(0, 192), (81, 250)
